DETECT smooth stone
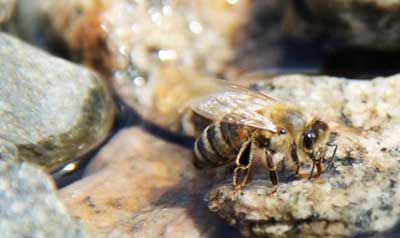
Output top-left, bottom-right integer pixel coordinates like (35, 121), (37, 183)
(0, 33), (115, 172)
(285, 0), (400, 49)
(207, 74), (400, 237)
(0, 160), (85, 238)
(60, 127), (239, 238)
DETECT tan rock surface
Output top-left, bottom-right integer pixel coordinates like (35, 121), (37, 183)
(60, 127), (239, 238)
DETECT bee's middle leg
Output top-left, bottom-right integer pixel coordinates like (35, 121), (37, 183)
(233, 138), (255, 192)
(264, 149), (279, 195)
(315, 147), (328, 178)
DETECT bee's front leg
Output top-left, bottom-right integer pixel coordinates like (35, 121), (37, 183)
(233, 137), (255, 192)
(290, 143), (300, 175)
(309, 147), (327, 179)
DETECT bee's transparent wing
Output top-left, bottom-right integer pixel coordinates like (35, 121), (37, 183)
(190, 86), (279, 133)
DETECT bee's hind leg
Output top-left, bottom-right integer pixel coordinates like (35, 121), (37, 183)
(233, 137), (255, 193)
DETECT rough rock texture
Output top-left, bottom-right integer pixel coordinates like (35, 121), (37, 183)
(285, 0), (400, 49)
(0, 33), (115, 172)
(206, 74), (400, 237)
(0, 160), (84, 238)
(60, 127), (239, 238)
(0, 0), (14, 27)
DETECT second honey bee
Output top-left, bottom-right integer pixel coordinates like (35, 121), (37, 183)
(190, 86), (337, 193)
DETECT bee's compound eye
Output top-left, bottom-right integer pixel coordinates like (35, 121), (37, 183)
(303, 131), (315, 150)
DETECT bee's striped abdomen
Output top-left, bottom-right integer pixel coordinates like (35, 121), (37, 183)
(194, 122), (247, 168)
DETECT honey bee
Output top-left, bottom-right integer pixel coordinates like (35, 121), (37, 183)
(190, 86), (337, 193)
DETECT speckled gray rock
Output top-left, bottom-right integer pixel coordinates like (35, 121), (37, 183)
(0, 160), (85, 238)
(207, 74), (400, 237)
(0, 0), (15, 27)
(285, 0), (400, 49)
(0, 33), (115, 172)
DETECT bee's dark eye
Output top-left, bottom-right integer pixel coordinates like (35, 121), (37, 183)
(303, 131), (316, 150)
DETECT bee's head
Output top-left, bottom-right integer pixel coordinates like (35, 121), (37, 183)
(301, 119), (329, 155)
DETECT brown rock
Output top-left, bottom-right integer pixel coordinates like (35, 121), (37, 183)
(60, 127), (239, 238)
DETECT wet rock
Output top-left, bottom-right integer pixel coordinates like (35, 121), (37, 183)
(0, 0), (15, 27)
(118, 65), (222, 134)
(285, 0), (400, 50)
(101, 0), (283, 76)
(0, 159), (84, 238)
(0, 33), (115, 172)
(60, 127), (239, 238)
(207, 74), (400, 237)
(102, 0), (286, 123)
(10, 0), (287, 116)
(114, 65), (272, 136)
(20, 0), (283, 75)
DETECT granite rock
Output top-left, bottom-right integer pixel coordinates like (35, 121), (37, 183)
(207, 74), (400, 237)
(0, 33), (115, 172)
(0, 159), (84, 238)
(60, 127), (239, 238)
